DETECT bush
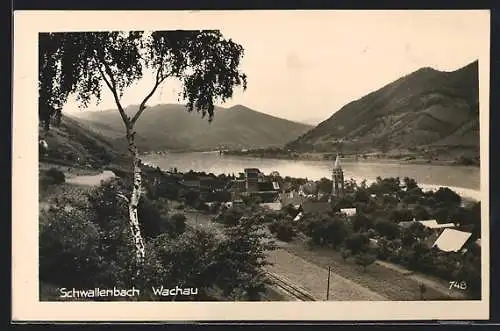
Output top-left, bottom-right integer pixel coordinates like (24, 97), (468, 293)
(345, 233), (370, 255)
(137, 196), (170, 238)
(216, 208), (244, 227)
(374, 220), (400, 240)
(39, 175), (280, 301)
(39, 207), (109, 288)
(355, 253), (376, 272)
(341, 248), (352, 261)
(268, 219), (296, 242)
(196, 201), (210, 212)
(170, 213), (187, 235)
(45, 167), (66, 184)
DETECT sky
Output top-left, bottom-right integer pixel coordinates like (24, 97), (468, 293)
(62, 10), (488, 125)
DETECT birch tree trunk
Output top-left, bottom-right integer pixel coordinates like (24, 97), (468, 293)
(126, 128), (146, 265)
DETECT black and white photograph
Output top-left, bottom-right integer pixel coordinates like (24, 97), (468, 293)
(13, 10), (490, 321)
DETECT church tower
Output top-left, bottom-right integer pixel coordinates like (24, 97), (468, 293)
(330, 153), (344, 201)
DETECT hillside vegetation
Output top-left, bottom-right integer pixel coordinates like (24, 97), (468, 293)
(286, 61), (480, 160)
(39, 115), (123, 168)
(71, 104), (313, 152)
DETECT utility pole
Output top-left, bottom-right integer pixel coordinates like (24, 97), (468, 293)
(326, 266), (331, 300)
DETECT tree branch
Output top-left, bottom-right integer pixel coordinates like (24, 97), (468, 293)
(94, 51), (130, 129)
(130, 65), (168, 126)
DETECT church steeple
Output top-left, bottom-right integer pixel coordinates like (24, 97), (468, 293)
(330, 152), (344, 201)
(334, 153), (341, 170)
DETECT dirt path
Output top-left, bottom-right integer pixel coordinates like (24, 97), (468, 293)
(65, 170), (116, 186)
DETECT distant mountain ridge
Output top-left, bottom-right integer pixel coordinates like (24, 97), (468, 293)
(71, 104), (313, 152)
(286, 60), (480, 158)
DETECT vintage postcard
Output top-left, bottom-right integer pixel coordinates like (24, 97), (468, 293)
(12, 9), (490, 321)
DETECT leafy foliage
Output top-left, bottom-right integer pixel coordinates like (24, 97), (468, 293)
(345, 233), (370, 255)
(45, 167), (66, 184)
(40, 176), (276, 301)
(39, 31), (247, 129)
(355, 252), (377, 272)
(215, 216), (277, 300)
(268, 218), (296, 242)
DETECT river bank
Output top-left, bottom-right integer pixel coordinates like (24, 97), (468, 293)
(221, 151), (480, 168)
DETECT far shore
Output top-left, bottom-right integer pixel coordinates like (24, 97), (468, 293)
(140, 150), (480, 168)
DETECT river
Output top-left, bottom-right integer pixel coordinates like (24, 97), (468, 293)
(142, 152), (481, 201)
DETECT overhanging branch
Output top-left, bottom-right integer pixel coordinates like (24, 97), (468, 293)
(130, 65), (168, 126)
(94, 52), (130, 128)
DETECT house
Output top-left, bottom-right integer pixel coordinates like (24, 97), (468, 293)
(233, 200), (245, 208)
(432, 229), (473, 252)
(228, 179), (246, 200)
(340, 208), (356, 217)
(182, 179), (201, 189)
(419, 219), (456, 230)
(300, 181), (318, 195)
(259, 202), (282, 211)
(201, 177), (227, 193)
(301, 201), (332, 214)
(281, 182), (293, 192)
(280, 192), (307, 208)
(257, 181), (276, 192)
(244, 168), (261, 192)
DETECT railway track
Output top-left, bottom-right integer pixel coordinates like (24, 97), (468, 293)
(184, 213), (318, 301)
(265, 271), (317, 301)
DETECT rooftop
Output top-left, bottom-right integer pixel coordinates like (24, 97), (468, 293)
(260, 202), (282, 211)
(244, 168), (261, 173)
(302, 201), (332, 214)
(432, 229), (472, 252)
(419, 220), (456, 229)
(334, 153), (342, 169)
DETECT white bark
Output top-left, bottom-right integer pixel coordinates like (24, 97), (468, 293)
(126, 130), (146, 265)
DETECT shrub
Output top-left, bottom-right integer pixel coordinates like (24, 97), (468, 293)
(355, 253), (377, 272)
(341, 248), (352, 261)
(170, 213), (187, 235)
(374, 220), (400, 240)
(268, 219), (296, 242)
(197, 201), (210, 212)
(136, 196), (171, 238)
(46, 167), (66, 184)
(216, 208), (244, 227)
(345, 233), (370, 255)
(39, 207), (104, 288)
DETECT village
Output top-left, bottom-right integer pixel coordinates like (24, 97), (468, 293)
(32, 24), (484, 306)
(158, 155), (480, 253)
(138, 153), (481, 300)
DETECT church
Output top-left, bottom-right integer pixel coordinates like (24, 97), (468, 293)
(329, 153), (344, 202)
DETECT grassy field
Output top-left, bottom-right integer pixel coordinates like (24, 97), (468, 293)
(282, 239), (465, 301)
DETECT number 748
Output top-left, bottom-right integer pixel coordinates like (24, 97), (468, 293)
(449, 281), (467, 290)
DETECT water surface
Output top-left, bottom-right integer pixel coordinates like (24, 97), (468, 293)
(143, 152), (481, 200)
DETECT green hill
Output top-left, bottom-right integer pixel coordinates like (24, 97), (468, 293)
(39, 115), (122, 167)
(286, 60), (480, 159)
(71, 104), (313, 152)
